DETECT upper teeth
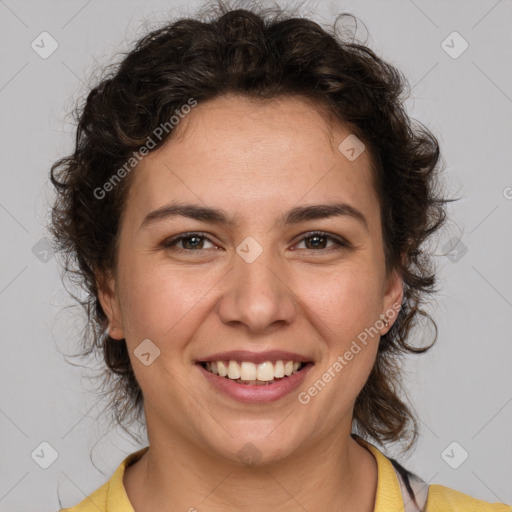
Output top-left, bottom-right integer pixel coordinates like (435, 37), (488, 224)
(204, 360), (304, 381)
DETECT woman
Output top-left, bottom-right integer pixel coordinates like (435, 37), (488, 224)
(50, 3), (511, 511)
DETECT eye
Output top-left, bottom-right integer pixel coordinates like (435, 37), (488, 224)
(161, 232), (218, 251)
(160, 230), (350, 254)
(294, 231), (350, 251)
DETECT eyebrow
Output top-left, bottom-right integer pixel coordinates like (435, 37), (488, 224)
(139, 201), (368, 231)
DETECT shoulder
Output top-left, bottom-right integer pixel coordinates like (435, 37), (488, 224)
(58, 447), (148, 512)
(426, 484), (512, 512)
(352, 433), (511, 512)
(58, 480), (109, 512)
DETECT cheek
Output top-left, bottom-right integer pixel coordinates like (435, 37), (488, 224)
(117, 257), (212, 347)
(299, 265), (383, 340)
(300, 270), (382, 412)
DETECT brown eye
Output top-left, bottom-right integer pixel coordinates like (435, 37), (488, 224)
(295, 231), (349, 251)
(162, 232), (216, 251)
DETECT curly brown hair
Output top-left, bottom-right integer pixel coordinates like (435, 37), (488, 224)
(49, 1), (456, 452)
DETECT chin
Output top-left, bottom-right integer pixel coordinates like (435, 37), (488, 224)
(201, 427), (303, 468)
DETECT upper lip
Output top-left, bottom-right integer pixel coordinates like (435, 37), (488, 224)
(197, 350), (313, 365)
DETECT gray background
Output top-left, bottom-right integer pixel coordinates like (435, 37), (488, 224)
(1, 0), (511, 510)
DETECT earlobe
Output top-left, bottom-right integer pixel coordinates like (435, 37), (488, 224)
(96, 272), (125, 340)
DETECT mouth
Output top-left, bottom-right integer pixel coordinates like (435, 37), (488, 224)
(198, 359), (312, 386)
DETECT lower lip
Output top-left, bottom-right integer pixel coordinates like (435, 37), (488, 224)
(197, 363), (314, 403)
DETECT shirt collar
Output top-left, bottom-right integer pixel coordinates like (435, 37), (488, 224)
(106, 446), (147, 512)
(353, 434), (405, 511)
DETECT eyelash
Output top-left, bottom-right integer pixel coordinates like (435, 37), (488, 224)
(161, 231), (350, 253)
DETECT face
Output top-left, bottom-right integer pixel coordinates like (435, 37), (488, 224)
(99, 94), (403, 465)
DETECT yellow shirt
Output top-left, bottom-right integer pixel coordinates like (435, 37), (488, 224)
(60, 436), (511, 512)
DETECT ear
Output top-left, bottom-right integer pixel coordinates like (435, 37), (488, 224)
(380, 266), (404, 334)
(96, 270), (125, 340)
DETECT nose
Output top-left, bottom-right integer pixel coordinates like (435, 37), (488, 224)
(216, 247), (298, 334)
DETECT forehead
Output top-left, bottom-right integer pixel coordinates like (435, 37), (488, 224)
(125, 94), (380, 230)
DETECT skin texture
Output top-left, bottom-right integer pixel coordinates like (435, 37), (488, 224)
(98, 94), (403, 512)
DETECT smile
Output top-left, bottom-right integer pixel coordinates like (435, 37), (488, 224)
(201, 360), (306, 385)
(197, 358), (314, 403)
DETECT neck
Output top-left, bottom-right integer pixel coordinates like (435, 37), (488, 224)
(124, 425), (377, 512)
